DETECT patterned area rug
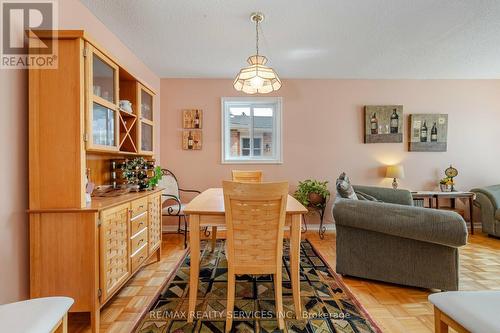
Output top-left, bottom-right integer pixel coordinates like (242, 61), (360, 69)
(136, 240), (381, 333)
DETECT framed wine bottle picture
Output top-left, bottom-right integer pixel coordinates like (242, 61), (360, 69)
(409, 114), (448, 152)
(364, 105), (403, 143)
(182, 130), (202, 150)
(182, 109), (203, 129)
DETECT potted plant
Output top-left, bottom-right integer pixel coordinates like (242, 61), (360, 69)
(148, 166), (163, 189)
(440, 177), (454, 192)
(294, 179), (330, 208)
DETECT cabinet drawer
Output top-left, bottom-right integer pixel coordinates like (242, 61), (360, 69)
(131, 212), (147, 235)
(131, 243), (148, 272)
(131, 197), (148, 217)
(131, 227), (148, 253)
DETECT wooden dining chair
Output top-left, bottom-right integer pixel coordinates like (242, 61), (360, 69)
(207, 170), (264, 252)
(231, 170), (263, 183)
(222, 181), (288, 331)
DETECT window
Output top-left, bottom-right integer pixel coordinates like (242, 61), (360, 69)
(241, 137), (263, 156)
(221, 97), (282, 164)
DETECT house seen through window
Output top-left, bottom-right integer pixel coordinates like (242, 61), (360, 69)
(221, 97), (282, 163)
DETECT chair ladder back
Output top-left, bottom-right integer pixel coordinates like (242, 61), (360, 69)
(223, 181), (288, 274)
(231, 170), (263, 183)
(159, 169), (180, 199)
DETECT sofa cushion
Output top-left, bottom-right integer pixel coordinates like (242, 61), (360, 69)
(336, 173), (358, 200)
(333, 199), (468, 247)
(356, 191), (382, 202)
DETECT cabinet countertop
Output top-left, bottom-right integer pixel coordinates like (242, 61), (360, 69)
(28, 188), (163, 213)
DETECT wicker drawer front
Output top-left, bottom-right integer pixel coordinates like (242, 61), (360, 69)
(131, 227), (148, 253)
(131, 243), (148, 272)
(100, 203), (130, 301)
(131, 197), (148, 218)
(148, 194), (162, 254)
(131, 212), (147, 235)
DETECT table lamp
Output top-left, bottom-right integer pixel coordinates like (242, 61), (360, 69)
(386, 165), (405, 189)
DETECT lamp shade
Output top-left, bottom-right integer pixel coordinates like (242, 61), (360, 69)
(233, 55), (282, 94)
(386, 165), (405, 179)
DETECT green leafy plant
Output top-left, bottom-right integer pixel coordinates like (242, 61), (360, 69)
(148, 166), (163, 188)
(440, 177), (454, 185)
(294, 179), (330, 207)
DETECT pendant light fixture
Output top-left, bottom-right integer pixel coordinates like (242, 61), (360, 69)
(233, 12), (282, 94)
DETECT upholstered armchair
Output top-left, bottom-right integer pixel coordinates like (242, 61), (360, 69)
(471, 185), (500, 237)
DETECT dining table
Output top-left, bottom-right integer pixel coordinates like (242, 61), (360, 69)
(183, 188), (308, 322)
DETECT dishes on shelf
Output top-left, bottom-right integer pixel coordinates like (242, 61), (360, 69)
(119, 100), (133, 113)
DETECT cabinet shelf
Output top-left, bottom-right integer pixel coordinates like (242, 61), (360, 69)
(119, 108), (136, 118)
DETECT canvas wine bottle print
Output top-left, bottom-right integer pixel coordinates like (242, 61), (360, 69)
(182, 130), (202, 150)
(409, 114), (448, 152)
(364, 105), (403, 143)
(182, 109), (203, 129)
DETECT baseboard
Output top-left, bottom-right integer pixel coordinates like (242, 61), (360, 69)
(161, 223), (336, 233)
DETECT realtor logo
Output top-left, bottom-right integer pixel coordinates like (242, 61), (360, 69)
(1, 0), (58, 69)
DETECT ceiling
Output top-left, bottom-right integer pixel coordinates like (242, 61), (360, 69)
(80, 0), (500, 79)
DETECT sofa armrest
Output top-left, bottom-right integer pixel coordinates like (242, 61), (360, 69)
(472, 186), (500, 211)
(353, 185), (414, 206)
(332, 199), (468, 247)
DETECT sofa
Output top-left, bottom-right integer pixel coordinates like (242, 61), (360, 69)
(471, 185), (500, 237)
(332, 185), (468, 291)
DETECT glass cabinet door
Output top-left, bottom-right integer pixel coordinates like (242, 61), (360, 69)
(141, 122), (153, 152)
(92, 53), (116, 104)
(138, 85), (154, 154)
(141, 89), (153, 121)
(92, 103), (116, 146)
(86, 44), (119, 151)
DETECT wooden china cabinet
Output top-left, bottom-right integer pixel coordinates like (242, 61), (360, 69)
(28, 30), (160, 332)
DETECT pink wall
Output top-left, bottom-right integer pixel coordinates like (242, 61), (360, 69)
(161, 79), (500, 225)
(0, 71), (29, 304)
(0, 0), (160, 304)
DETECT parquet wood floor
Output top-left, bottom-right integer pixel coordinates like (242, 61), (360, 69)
(68, 230), (500, 333)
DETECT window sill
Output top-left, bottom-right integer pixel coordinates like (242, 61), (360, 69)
(221, 159), (283, 165)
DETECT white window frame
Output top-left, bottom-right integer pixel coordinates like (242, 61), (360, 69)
(240, 135), (263, 157)
(221, 97), (283, 164)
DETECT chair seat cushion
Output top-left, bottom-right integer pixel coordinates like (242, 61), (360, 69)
(0, 297), (73, 333)
(162, 203), (185, 215)
(428, 291), (500, 333)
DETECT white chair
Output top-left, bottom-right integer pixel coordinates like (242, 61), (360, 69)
(429, 291), (500, 333)
(159, 169), (208, 248)
(0, 297), (73, 333)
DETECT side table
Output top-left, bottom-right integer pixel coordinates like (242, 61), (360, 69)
(305, 205), (327, 239)
(411, 191), (476, 234)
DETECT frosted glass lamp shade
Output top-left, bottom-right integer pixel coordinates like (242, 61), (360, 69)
(386, 165), (405, 179)
(233, 55), (282, 94)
